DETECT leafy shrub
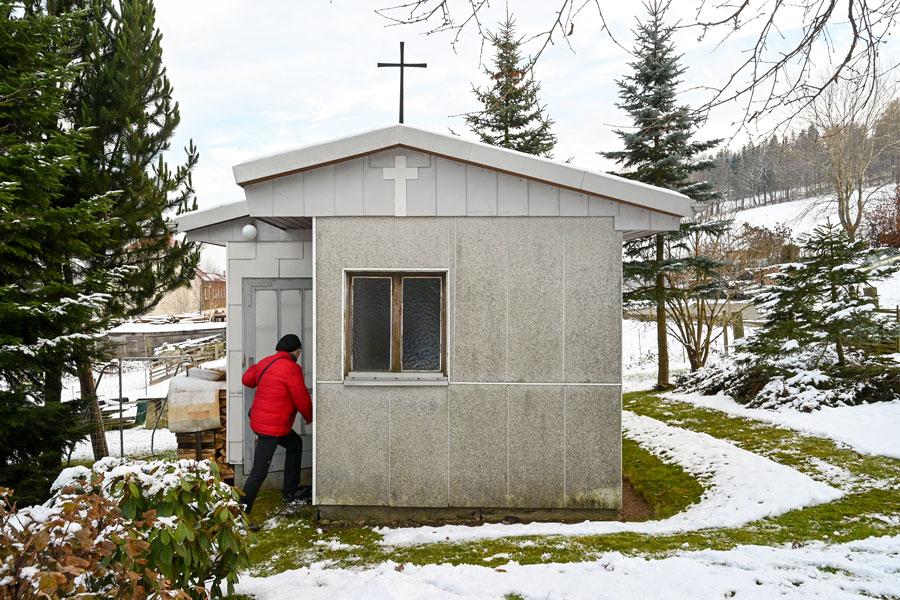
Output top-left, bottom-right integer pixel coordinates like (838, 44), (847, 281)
(0, 487), (181, 599)
(51, 458), (249, 598)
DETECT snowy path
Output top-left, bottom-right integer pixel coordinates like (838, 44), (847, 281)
(376, 411), (841, 547)
(664, 392), (900, 459)
(235, 535), (900, 600)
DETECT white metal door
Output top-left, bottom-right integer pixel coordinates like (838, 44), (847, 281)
(243, 278), (313, 474)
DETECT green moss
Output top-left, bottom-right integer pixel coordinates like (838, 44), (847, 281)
(622, 437), (705, 519)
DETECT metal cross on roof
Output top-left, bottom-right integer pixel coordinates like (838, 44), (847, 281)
(377, 41), (427, 124)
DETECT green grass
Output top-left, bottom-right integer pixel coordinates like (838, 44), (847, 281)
(246, 429), (708, 575)
(622, 437), (705, 519)
(243, 391), (900, 576)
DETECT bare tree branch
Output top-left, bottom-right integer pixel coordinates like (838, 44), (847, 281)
(373, 0), (900, 132)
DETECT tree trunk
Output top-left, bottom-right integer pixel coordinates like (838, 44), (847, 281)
(835, 337), (846, 366)
(78, 359), (109, 459)
(655, 234), (670, 388)
(733, 311), (745, 339)
(687, 349), (701, 372)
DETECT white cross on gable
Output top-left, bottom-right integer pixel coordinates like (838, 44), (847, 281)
(382, 154), (419, 217)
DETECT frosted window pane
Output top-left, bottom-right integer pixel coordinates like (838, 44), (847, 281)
(351, 277), (391, 371)
(402, 277), (441, 371)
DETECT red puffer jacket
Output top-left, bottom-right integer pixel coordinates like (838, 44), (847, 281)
(242, 351), (312, 436)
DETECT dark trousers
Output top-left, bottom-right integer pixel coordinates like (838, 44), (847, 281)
(241, 429), (302, 512)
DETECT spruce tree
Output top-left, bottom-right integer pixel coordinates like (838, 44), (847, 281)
(55, 0), (200, 458)
(0, 5), (119, 503)
(465, 13), (556, 157)
(732, 222), (900, 409)
(601, 0), (720, 388)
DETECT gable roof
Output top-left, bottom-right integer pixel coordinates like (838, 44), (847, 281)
(232, 124), (695, 218)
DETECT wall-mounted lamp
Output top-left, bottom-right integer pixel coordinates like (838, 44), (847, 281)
(241, 223), (258, 241)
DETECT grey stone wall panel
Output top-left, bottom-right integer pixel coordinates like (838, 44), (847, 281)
(562, 219), (622, 383)
(448, 385), (508, 507)
(452, 219), (507, 382)
(564, 385), (622, 509)
(506, 219), (564, 383)
(389, 389), (450, 507)
(508, 385), (565, 507)
(315, 384), (390, 505)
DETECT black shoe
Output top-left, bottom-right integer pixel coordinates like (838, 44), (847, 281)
(248, 523), (261, 533)
(283, 486), (312, 504)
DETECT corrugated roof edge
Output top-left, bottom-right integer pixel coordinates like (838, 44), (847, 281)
(231, 124), (695, 218)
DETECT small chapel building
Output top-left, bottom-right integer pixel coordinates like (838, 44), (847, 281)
(175, 124), (694, 518)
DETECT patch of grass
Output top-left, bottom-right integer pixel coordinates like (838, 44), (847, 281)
(622, 437), (705, 519)
(503, 594), (526, 600)
(623, 391), (900, 488)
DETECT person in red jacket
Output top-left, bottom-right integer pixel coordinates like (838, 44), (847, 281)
(240, 333), (312, 514)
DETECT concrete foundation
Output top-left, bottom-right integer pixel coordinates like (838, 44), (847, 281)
(316, 504), (619, 525)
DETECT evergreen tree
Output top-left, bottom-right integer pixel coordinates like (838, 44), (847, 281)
(55, 0), (200, 458)
(465, 13), (556, 157)
(601, 0), (721, 387)
(0, 5), (119, 503)
(731, 222), (900, 409)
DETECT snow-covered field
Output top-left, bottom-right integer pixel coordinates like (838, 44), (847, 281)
(665, 392), (900, 459)
(621, 319), (725, 391)
(70, 426), (176, 460)
(236, 535), (900, 600)
(376, 411), (840, 546)
(728, 191), (900, 306)
(730, 195), (841, 238)
(66, 364), (178, 460)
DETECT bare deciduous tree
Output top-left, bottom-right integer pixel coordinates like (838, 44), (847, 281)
(375, 1), (900, 130)
(663, 221), (735, 371)
(808, 77), (899, 240)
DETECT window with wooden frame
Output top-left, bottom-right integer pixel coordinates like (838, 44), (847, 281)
(345, 271), (446, 377)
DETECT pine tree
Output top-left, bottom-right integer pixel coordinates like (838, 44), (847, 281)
(55, 0), (200, 458)
(465, 13), (556, 157)
(734, 222), (900, 409)
(601, 0), (721, 387)
(0, 5), (120, 503)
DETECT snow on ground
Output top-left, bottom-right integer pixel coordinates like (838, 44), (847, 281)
(236, 535), (900, 600)
(61, 363), (173, 402)
(730, 195), (839, 238)
(623, 319), (696, 391)
(876, 270), (900, 309)
(107, 321), (225, 333)
(665, 392), (900, 459)
(376, 411), (841, 547)
(70, 426), (176, 460)
(65, 364), (178, 460)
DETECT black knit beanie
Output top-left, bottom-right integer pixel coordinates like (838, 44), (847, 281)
(275, 334), (302, 352)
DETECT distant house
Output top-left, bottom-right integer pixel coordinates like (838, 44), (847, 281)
(174, 124), (694, 519)
(150, 268), (226, 316)
(196, 269), (227, 312)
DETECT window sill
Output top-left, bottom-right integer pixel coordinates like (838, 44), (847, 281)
(344, 372), (449, 387)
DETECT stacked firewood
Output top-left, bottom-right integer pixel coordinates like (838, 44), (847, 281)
(173, 369), (234, 482)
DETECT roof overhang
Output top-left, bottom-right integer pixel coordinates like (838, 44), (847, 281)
(172, 200), (249, 232)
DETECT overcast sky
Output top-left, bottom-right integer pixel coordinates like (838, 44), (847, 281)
(153, 1), (899, 212)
